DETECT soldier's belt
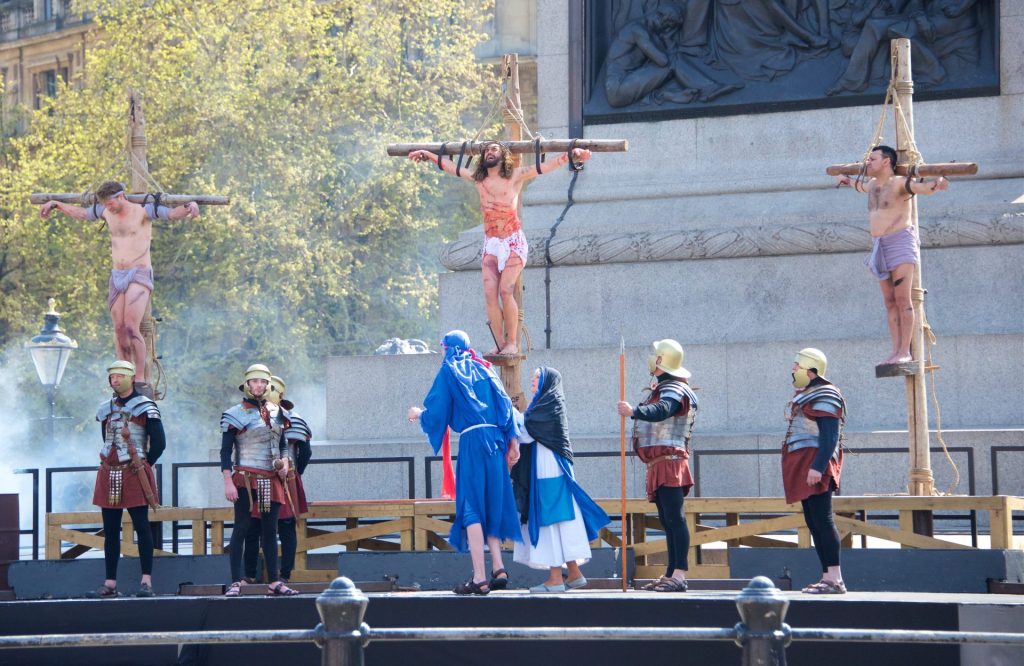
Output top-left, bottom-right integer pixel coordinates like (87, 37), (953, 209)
(645, 454), (685, 469)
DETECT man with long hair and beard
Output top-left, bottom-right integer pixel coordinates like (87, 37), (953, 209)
(409, 141), (591, 355)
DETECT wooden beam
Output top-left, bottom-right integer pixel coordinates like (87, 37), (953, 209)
(30, 193), (230, 206)
(386, 138), (628, 157)
(825, 161), (977, 177)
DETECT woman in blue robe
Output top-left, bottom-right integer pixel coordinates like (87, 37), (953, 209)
(408, 330), (522, 595)
(511, 366), (610, 593)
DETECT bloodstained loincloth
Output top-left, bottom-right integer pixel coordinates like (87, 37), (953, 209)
(481, 206), (528, 272)
(108, 267), (154, 310)
(864, 226), (919, 281)
(483, 231), (528, 272)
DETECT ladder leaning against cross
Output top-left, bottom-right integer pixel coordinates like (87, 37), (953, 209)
(30, 89), (230, 400)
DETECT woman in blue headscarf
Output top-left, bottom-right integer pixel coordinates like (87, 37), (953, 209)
(511, 366), (609, 593)
(408, 330), (522, 595)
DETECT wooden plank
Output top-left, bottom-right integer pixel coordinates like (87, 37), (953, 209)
(302, 517), (413, 551)
(210, 521), (224, 555)
(192, 520), (206, 555)
(426, 531), (454, 551)
(898, 510), (914, 550)
(598, 528), (621, 548)
(875, 361), (920, 378)
(825, 161), (978, 177)
(990, 508), (1013, 550)
(52, 527), (176, 558)
(832, 516), (965, 549)
(386, 139), (628, 157)
(690, 514), (806, 547)
(30, 193), (230, 205)
(294, 518), (308, 571)
(414, 517), (453, 534)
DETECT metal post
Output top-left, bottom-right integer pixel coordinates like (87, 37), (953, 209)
(735, 576), (790, 666)
(315, 577), (369, 666)
(46, 385), (56, 446)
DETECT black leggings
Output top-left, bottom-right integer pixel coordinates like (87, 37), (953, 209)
(655, 486), (690, 575)
(101, 506), (153, 580)
(229, 489), (280, 583)
(802, 491), (841, 571)
(244, 517), (297, 580)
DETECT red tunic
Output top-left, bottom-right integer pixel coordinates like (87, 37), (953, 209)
(92, 446), (157, 509)
(633, 395), (695, 502)
(252, 472), (308, 519)
(232, 467), (287, 507)
(781, 400), (844, 504)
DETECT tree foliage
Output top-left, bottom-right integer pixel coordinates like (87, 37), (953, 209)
(0, 0), (497, 430)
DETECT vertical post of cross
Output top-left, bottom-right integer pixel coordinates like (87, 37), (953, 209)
(315, 577), (369, 666)
(493, 53), (527, 409)
(734, 576), (790, 666)
(126, 89), (161, 397)
(891, 39), (935, 531)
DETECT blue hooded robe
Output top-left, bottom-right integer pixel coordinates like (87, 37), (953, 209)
(418, 331), (522, 552)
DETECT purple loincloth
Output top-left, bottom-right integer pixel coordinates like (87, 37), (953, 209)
(864, 226), (920, 280)
(107, 267), (154, 310)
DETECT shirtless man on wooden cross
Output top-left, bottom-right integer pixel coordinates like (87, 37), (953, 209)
(410, 141), (591, 355)
(836, 145), (949, 364)
(40, 180), (199, 386)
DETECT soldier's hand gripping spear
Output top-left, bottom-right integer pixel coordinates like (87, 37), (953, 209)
(121, 423), (160, 510)
(274, 458), (299, 517)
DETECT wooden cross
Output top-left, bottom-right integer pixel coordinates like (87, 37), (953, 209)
(388, 54), (627, 408)
(825, 39), (980, 518)
(30, 89), (230, 399)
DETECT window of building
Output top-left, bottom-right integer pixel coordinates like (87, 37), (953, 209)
(33, 66), (67, 109)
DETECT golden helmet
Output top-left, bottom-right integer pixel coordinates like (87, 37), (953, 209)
(792, 348), (827, 388)
(107, 359), (136, 394)
(647, 339), (691, 379)
(239, 363), (272, 398)
(266, 375), (286, 406)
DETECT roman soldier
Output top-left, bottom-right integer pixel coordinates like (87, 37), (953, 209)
(617, 339), (698, 592)
(220, 364), (297, 596)
(89, 359), (164, 598)
(243, 375), (312, 583)
(783, 347), (847, 594)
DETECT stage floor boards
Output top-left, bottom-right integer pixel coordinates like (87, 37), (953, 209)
(1, 589), (1022, 665)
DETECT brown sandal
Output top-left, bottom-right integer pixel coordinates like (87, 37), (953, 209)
(86, 584), (118, 599)
(641, 576), (671, 591)
(268, 581), (300, 596)
(489, 568), (509, 590)
(653, 577), (688, 593)
(803, 580), (846, 595)
(453, 579), (490, 596)
(224, 581), (242, 597)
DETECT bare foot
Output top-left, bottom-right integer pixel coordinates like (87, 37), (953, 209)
(499, 344), (518, 356)
(486, 347), (500, 356)
(893, 354), (913, 363)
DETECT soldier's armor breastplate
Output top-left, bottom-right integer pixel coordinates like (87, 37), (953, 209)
(785, 384), (845, 453)
(97, 396), (158, 463)
(281, 408), (311, 462)
(633, 380), (698, 452)
(223, 403), (284, 471)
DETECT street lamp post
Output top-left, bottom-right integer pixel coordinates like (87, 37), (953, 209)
(25, 298), (78, 445)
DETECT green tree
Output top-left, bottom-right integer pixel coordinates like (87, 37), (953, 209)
(0, 0), (498, 450)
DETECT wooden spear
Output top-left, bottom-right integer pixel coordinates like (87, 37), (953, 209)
(619, 334), (628, 592)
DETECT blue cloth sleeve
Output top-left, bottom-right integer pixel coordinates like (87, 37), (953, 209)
(811, 416), (840, 473)
(419, 368), (454, 455)
(143, 203), (172, 220)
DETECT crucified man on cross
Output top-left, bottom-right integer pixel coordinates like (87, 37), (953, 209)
(40, 180), (199, 387)
(835, 145), (949, 365)
(410, 141), (592, 355)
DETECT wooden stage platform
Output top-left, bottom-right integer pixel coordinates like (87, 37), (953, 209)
(44, 495), (1024, 582)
